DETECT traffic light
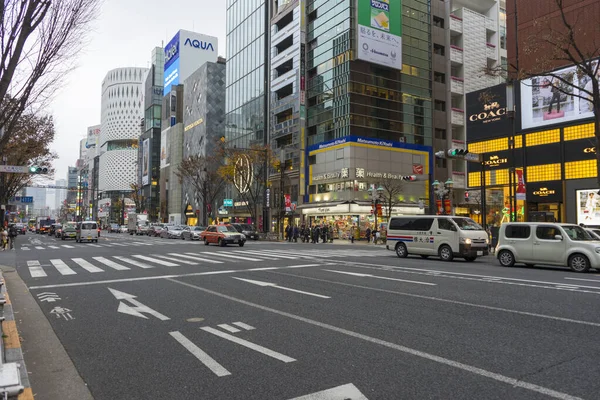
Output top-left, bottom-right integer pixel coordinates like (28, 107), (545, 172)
(447, 148), (469, 158)
(464, 191), (470, 202)
(29, 166), (48, 174)
(401, 175), (417, 181)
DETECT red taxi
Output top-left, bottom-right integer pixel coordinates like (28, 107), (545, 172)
(200, 224), (246, 247)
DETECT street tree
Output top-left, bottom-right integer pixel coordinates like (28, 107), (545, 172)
(0, 0), (101, 153)
(517, 0), (600, 183)
(175, 154), (225, 226)
(378, 177), (405, 219)
(0, 112), (57, 222)
(218, 145), (277, 227)
(129, 183), (145, 214)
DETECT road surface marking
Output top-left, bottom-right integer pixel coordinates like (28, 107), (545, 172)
(100, 244), (113, 247)
(563, 277), (600, 284)
(61, 245), (75, 249)
(92, 257), (130, 271)
(169, 331), (231, 377)
(113, 256), (154, 269)
(26, 264), (320, 289)
(324, 270), (436, 286)
(173, 280), (583, 400)
(201, 327), (296, 363)
(174, 253), (224, 264)
(151, 254), (197, 265)
(109, 288), (170, 320)
(241, 250), (298, 259)
(48, 246), (60, 249)
(132, 255), (179, 267)
(198, 252), (264, 262)
(21, 247), (30, 250)
(88, 244), (102, 248)
(289, 383), (368, 400)
(50, 259), (77, 276)
(230, 250), (278, 260)
(233, 277), (331, 298)
(132, 241), (152, 246)
(71, 258), (104, 273)
(27, 261), (47, 278)
(264, 250), (326, 258)
(232, 322), (255, 331)
(110, 243), (128, 247)
(217, 324), (240, 333)
(35, 246), (44, 250)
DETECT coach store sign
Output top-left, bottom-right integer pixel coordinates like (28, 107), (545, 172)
(527, 181), (562, 203)
(483, 155), (508, 168)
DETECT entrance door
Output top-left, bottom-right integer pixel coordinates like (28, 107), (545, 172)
(528, 203), (561, 222)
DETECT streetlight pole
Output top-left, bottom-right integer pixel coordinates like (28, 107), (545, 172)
(432, 179), (454, 215)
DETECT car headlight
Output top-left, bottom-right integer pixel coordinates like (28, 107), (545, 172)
(460, 237), (472, 244)
(485, 238), (489, 244)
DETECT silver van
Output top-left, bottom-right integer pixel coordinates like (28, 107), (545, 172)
(496, 222), (600, 272)
(76, 221), (99, 243)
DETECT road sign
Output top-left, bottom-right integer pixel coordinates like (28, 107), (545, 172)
(223, 199), (233, 207)
(0, 165), (29, 173)
(108, 288), (170, 320)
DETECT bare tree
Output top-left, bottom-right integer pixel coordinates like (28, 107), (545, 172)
(0, 0), (101, 152)
(518, 0), (600, 183)
(176, 154), (226, 226)
(129, 183), (145, 214)
(379, 177), (405, 218)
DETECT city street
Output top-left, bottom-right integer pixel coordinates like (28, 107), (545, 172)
(5, 232), (600, 399)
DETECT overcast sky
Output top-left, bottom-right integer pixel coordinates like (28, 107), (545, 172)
(48, 0), (227, 182)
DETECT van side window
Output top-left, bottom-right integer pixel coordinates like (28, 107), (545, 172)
(438, 219), (455, 231)
(412, 218), (434, 231)
(505, 225), (531, 239)
(536, 226), (560, 240)
(389, 218), (415, 230)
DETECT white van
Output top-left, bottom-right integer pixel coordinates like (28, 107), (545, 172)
(386, 216), (489, 261)
(76, 221), (99, 243)
(496, 222), (600, 272)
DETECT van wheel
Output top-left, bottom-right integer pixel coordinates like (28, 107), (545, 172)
(568, 254), (590, 273)
(438, 245), (454, 261)
(395, 243), (408, 258)
(498, 250), (515, 267)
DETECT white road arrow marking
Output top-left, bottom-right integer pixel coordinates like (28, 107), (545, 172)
(37, 292), (61, 302)
(108, 288), (170, 320)
(288, 383), (368, 400)
(232, 277), (331, 299)
(324, 270), (437, 286)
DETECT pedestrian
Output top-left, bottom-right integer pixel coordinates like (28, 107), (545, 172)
(321, 224), (327, 243)
(285, 225), (290, 242)
(293, 226), (299, 243)
(328, 225), (334, 243)
(350, 223), (356, 243)
(375, 229), (381, 245)
(366, 227), (371, 243)
(1, 229), (8, 251)
(8, 224), (17, 250)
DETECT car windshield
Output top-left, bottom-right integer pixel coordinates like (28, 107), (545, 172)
(218, 225), (237, 232)
(562, 225), (595, 241)
(452, 218), (483, 231)
(193, 227), (205, 231)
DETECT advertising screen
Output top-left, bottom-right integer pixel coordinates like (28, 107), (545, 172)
(356, 0), (402, 70)
(466, 83), (511, 141)
(520, 61), (599, 129)
(576, 189), (600, 226)
(142, 138), (150, 185)
(164, 58), (180, 96)
(160, 130), (170, 169)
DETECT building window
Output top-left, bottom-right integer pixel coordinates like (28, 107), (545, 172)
(434, 128), (446, 139)
(433, 44), (445, 56)
(564, 123), (595, 141)
(565, 160), (597, 179)
(525, 129), (560, 147)
(526, 163), (562, 182)
(434, 72), (446, 83)
(308, 155), (316, 165)
(433, 16), (444, 28)
(434, 100), (446, 111)
(435, 158), (447, 168)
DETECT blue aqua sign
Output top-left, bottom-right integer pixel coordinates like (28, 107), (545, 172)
(223, 199), (233, 207)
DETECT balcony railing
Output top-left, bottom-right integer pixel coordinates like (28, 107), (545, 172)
(450, 45), (463, 64)
(486, 43), (497, 61)
(451, 108), (465, 126)
(485, 17), (496, 31)
(449, 15), (463, 34)
(450, 76), (464, 95)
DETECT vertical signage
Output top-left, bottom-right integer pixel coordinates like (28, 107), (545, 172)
(164, 32), (180, 95)
(142, 138), (150, 186)
(356, 0), (402, 69)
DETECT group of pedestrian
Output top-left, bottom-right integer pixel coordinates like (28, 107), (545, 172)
(284, 224), (335, 244)
(1, 224), (18, 251)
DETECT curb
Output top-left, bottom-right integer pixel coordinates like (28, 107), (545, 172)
(0, 272), (32, 400)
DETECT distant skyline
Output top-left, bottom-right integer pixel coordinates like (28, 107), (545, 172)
(47, 0), (227, 181)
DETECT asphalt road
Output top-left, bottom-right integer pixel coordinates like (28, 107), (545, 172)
(7, 231), (600, 399)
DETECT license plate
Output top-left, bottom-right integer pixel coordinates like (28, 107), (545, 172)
(87, 236), (92, 239)
(477, 251), (483, 256)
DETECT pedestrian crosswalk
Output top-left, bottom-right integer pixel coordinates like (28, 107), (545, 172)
(22, 249), (388, 278)
(19, 240), (199, 251)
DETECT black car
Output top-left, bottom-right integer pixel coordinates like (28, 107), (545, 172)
(230, 223), (260, 240)
(14, 224), (26, 235)
(48, 223), (61, 237)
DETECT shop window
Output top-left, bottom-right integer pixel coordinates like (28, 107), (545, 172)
(565, 159), (597, 179)
(505, 225), (530, 239)
(308, 185), (317, 194)
(564, 123), (595, 141)
(525, 129), (560, 147)
(485, 169), (510, 186)
(526, 163), (561, 182)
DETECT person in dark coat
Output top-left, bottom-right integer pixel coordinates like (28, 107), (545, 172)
(293, 226), (299, 242)
(365, 227), (372, 243)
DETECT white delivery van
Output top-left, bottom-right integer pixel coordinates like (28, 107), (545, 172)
(76, 221), (99, 243)
(496, 222), (600, 272)
(386, 216), (489, 261)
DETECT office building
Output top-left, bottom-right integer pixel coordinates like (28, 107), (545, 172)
(181, 58), (226, 226)
(55, 179), (67, 211)
(97, 67), (148, 199)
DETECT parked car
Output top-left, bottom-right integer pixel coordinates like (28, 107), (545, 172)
(61, 224), (77, 240)
(136, 224), (150, 235)
(200, 225), (246, 247)
(230, 223), (259, 240)
(496, 222), (600, 272)
(149, 225), (164, 237)
(14, 224), (26, 235)
(119, 225), (128, 233)
(108, 223), (120, 233)
(182, 226), (206, 241)
(585, 227), (600, 239)
(161, 225), (185, 239)
(48, 223), (61, 237)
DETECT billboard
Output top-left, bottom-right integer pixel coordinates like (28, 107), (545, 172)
(160, 130), (170, 169)
(466, 83), (511, 141)
(356, 0), (402, 70)
(577, 189), (600, 226)
(520, 61), (599, 129)
(142, 138), (150, 186)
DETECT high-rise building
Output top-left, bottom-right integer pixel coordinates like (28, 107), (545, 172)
(431, 0), (506, 189)
(98, 67), (148, 198)
(55, 179), (67, 211)
(25, 187), (47, 217)
(181, 58), (226, 225)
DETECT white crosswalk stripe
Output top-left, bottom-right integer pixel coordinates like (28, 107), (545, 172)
(27, 260), (46, 277)
(198, 252), (263, 262)
(61, 245), (75, 248)
(50, 259), (77, 275)
(131, 255), (179, 267)
(240, 250), (299, 260)
(71, 258), (104, 273)
(92, 257), (130, 271)
(88, 244), (102, 248)
(114, 256), (154, 269)
(48, 246), (60, 249)
(230, 250), (279, 260)
(35, 246), (44, 250)
(177, 253), (224, 264)
(151, 254), (197, 265)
